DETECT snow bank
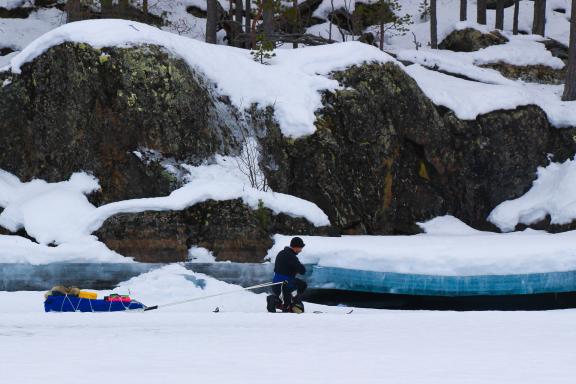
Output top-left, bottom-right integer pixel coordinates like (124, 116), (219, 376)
(417, 215), (486, 235)
(112, 264), (268, 312)
(8, 19), (393, 138)
(489, 158), (576, 232)
(268, 216), (576, 275)
(0, 234), (128, 264)
(405, 64), (576, 126)
(397, 34), (564, 84)
(0, 170), (100, 244)
(0, 153), (328, 251)
(0, 0), (27, 9)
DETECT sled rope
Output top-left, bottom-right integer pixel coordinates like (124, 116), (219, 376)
(143, 281), (285, 311)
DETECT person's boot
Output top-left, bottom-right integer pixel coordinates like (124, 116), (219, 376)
(266, 295), (278, 313)
(291, 302), (305, 314)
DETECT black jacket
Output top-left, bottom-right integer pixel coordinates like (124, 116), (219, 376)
(274, 247), (306, 277)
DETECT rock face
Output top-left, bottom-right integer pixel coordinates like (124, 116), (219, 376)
(0, 43), (242, 204)
(439, 28), (508, 52)
(481, 63), (565, 85)
(261, 63), (576, 234)
(95, 199), (328, 263)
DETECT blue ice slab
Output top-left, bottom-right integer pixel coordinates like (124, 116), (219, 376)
(306, 266), (576, 296)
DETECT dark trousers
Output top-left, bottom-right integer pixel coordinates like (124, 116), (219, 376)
(272, 278), (307, 306)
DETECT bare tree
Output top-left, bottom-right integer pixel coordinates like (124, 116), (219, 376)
(532, 0), (546, 36)
(513, 0), (520, 35)
(562, 0), (576, 100)
(118, 0), (129, 18)
(206, 0), (218, 44)
(460, 0), (467, 21)
(250, 1), (264, 48)
(430, 0), (437, 48)
(262, 0), (275, 40)
(235, 135), (268, 192)
(101, 0), (113, 18)
(235, 0), (243, 25)
(66, 0), (82, 23)
(245, 0), (252, 48)
(142, 0), (148, 21)
(495, 0), (504, 30)
(292, 0), (300, 48)
(477, 0), (487, 25)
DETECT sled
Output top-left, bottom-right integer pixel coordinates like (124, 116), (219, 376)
(44, 294), (145, 312)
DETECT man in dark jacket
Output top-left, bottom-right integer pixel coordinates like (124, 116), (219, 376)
(267, 237), (308, 313)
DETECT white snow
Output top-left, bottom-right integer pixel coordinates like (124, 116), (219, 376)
(0, 7), (65, 52)
(268, 216), (576, 275)
(0, 0), (28, 9)
(0, 234), (128, 264)
(489, 158), (576, 232)
(0, 264), (574, 384)
(0, 156), (328, 260)
(7, 19), (393, 138)
(404, 63), (576, 126)
(188, 246), (216, 263)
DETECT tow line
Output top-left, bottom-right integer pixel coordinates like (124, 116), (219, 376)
(143, 281), (285, 311)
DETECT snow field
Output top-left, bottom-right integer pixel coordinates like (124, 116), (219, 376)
(1, 264), (575, 384)
(0, 295), (574, 384)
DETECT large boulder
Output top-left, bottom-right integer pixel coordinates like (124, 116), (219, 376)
(95, 199), (328, 263)
(439, 28), (508, 52)
(0, 43), (242, 204)
(261, 63), (576, 234)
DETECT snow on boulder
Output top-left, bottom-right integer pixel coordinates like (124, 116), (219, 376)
(405, 63), (576, 127)
(417, 215), (486, 236)
(0, 234), (128, 264)
(8, 19), (394, 138)
(269, 219), (576, 276)
(0, 170), (100, 244)
(489, 158), (576, 232)
(0, 158), (329, 248)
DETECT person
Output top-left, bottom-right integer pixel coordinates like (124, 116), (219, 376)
(267, 237), (308, 313)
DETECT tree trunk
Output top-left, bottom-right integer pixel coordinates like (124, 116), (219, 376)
(293, 0), (299, 48)
(245, 0), (251, 48)
(532, 0), (547, 36)
(235, 0), (243, 25)
(66, 0), (81, 23)
(379, 21), (384, 50)
(100, 0), (113, 18)
(206, 0), (218, 44)
(143, 0), (148, 21)
(263, 0), (274, 40)
(495, 0), (504, 30)
(460, 0), (467, 21)
(118, 0), (129, 18)
(477, 0), (486, 25)
(562, 0), (576, 100)
(431, 0), (438, 49)
(513, 0), (520, 34)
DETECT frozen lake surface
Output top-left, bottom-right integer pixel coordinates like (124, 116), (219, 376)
(3, 262), (576, 298)
(1, 288), (575, 384)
